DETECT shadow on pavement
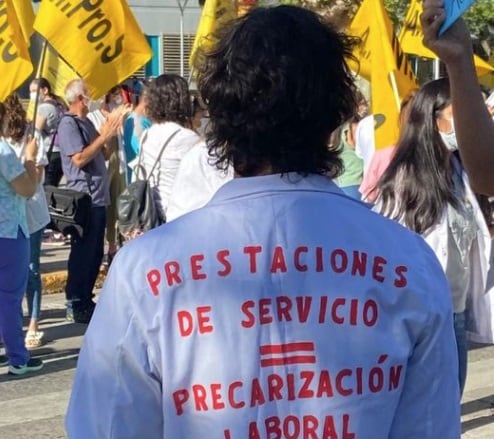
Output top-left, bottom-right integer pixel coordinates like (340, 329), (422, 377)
(0, 348), (80, 382)
(42, 322), (88, 343)
(462, 412), (494, 434)
(461, 396), (494, 433)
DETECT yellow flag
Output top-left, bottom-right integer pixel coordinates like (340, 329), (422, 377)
(400, 0), (494, 77)
(41, 46), (81, 100)
(33, 0), (152, 99)
(348, 0), (416, 149)
(11, 0), (35, 45)
(27, 45), (81, 120)
(190, 0), (237, 66)
(0, 0), (33, 102)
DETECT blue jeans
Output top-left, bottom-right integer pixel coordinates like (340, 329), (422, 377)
(454, 312), (467, 397)
(0, 228), (30, 366)
(27, 228), (43, 320)
(66, 207), (106, 312)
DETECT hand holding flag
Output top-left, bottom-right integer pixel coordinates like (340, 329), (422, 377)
(401, 0), (492, 76)
(439, 0), (476, 35)
(421, 0), (474, 66)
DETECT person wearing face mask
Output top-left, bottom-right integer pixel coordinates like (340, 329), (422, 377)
(30, 78), (67, 187)
(375, 77), (493, 398)
(30, 78), (69, 246)
(94, 86), (131, 266)
(57, 79), (128, 324)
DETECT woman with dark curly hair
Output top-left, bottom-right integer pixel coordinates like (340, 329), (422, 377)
(138, 74), (202, 219)
(67, 7), (459, 438)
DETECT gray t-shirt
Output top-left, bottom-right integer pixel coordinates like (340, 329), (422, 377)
(58, 115), (109, 207)
(38, 102), (60, 134)
(38, 101), (62, 152)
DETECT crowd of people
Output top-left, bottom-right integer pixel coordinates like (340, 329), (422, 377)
(0, 70), (211, 370)
(1, 0), (494, 436)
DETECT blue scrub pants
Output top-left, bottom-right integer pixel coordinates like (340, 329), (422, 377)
(0, 229), (30, 366)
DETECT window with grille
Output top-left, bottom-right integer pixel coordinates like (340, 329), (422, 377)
(162, 34), (195, 78)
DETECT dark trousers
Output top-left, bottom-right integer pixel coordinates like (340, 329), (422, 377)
(65, 207), (106, 312)
(44, 152), (64, 187)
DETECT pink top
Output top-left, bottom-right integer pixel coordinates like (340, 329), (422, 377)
(359, 145), (396, 203)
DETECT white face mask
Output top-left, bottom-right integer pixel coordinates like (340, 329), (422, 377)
(29, 91), (38, 102)
(440, 130), (458, 152)
(114, 96), (123, 106)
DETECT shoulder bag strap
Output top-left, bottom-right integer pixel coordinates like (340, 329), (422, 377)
(61, 114), (95, 194)
(145, 129), (181, 183)
(134, 130), (148, 180)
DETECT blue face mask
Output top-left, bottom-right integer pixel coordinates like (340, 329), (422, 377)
(440, 130), (458, 152)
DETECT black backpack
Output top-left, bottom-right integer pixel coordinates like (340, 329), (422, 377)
(117, 129), (180, 242)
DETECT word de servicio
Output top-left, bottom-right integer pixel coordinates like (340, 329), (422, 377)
(146, 245), (409, 296)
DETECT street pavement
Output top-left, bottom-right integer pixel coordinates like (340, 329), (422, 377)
(0, 243), (492, 438)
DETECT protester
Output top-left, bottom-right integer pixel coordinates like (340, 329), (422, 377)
(138, 74), (201, 220)
(57, 79), (126, 324)
(333, 115), (363, 200)
(30, 77), (67, 186)
(122, 82), (151, 183)
(0, 99), (44, 375)
(359, 89), (417, 203)
(66, 6), (459, 438)
(4, 95), (51, 348)
(190, 94), (208, 137)
(101, 86), (130, 265)
(30, 77), (68, 246)
(166, 96), (231, 221)
(354, 114), (375, 175)
(166, 143), (234, 221)
(421, 0), (494, 195)
(376, 78), (492, 396)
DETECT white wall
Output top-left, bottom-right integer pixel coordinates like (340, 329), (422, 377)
(128, 0), (202, 35)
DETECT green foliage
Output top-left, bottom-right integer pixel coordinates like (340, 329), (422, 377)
(274, 0), (494, 51)
(464, 0), (494, 40)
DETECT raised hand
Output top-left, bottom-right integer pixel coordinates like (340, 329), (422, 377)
(421, 0), (474, 66)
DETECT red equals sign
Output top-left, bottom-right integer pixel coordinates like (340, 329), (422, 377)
(259, 342), (316, 367)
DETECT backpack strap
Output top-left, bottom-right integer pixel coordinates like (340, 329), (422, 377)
(55, 114), (95, 194)
(139, 128), (181, 183)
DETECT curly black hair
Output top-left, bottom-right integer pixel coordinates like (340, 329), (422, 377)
(146, 74), (192, 128)
(195, 5), (358, 177)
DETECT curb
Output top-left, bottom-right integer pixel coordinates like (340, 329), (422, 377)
(41, 270), (107, 295)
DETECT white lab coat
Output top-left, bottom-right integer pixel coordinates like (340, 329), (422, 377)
(66, 174), (460, 439)
(167, 144), (234, 222)
(422, 172), (493, 344)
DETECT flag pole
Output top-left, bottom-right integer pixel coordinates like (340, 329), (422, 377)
(177, 0), (190, 78)
(433, 58), (441, 79)
(31, 38), (49, 137)
(389, 71), (401, 110)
